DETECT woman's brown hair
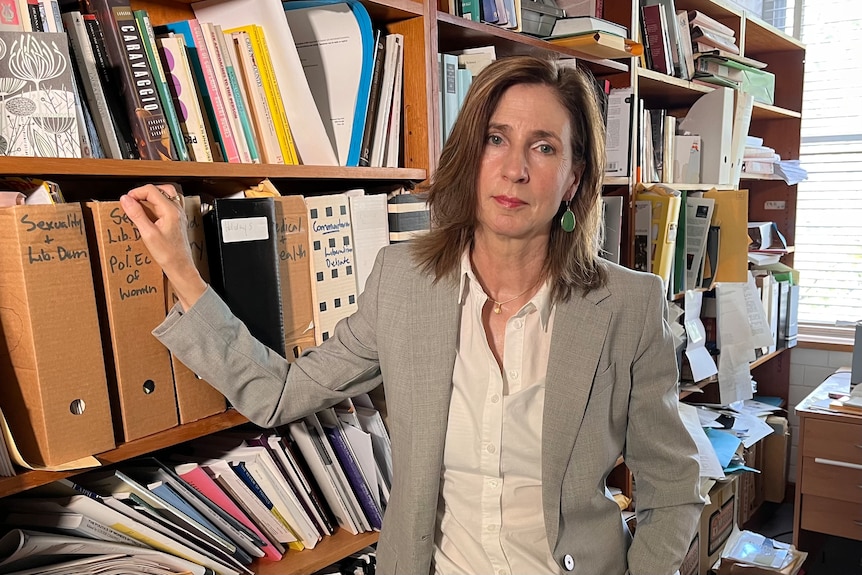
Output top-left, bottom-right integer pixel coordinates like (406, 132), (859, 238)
(412, 55), (608, 301)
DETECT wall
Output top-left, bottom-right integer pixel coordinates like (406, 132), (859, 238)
(786, 347), (853, 483)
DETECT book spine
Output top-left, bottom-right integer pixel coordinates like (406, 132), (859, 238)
(231, 461), (304, 551)
(280, 436), (336, 535)
(215, 25), (259, 164)
(156, 36), (213, 162)
(63, 11), (124, 159)
(323, 426), (382, 530)
(82, 13), (138, 159)
(231, 30), (282, 164)
(189, 19), (240, 163)
(90, 0), (176, 161)
(241, 25), (298, 165)
(27, 0), (42, 31)
(134, 10), (190, 161)
(358, 29), (384, 167)
(641, 5), (672, 75)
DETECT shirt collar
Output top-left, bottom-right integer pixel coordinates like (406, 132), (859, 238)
(458, 250), (553, 331)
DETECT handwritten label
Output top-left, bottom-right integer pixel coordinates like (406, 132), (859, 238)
(276, 214), (307, 263)
(102, 206), (158, 302)
(221, 216), (269, 243)
(19, 208), (89, 266)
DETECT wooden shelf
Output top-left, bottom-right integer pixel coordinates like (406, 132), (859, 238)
(0, 410), (249, 499)
(751, 347), (786, 370)
(254, 529), (379, 575)
(603, 176), (630, 186)
(436, 13), (628, 75)
(636, 68), (801, 120)
(0, 158), (427, 182)
(679, 376), (718, 400)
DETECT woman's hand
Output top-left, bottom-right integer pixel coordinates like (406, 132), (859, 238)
(120, 184), (207, 311)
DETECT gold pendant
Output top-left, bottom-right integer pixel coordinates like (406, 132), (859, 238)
(493, 304), (502, 314)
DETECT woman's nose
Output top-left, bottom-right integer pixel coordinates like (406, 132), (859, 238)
(501, 146), (529, 182)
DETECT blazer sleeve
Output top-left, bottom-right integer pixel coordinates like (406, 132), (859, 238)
(152, 248), (388, 428)
(624, 274), (704, 575)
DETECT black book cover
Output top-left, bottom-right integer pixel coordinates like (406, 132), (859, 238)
(358, 29), (384, 167)
(205, 198), (286, 358)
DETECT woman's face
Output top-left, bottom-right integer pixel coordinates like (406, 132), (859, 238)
(475, 83), (581, 244)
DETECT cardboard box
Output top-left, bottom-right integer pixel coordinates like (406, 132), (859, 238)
(273, 196), (316, 360)
(0, 203), (115, 466)
(716, 529), (807, 575)
(84, 201), (178, 442)
(736, 444), (760, 527)
(701, 477), (738, 575)
(680, 530), (700, 575)
(762, 416), (789, 502)
(165, 196), (226, 423)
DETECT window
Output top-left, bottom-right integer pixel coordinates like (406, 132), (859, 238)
(794, 2), (862, 332)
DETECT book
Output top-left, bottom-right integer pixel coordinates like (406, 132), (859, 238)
(690, 25), (739, 55)
(305, 193), (359, 344)
(229, 29), (281, 164)
(175, 462), (284, 561)
(0, 31), (80, 158)
(641, 4), (673, 75)
(383, 33), (404, 168)
(371, 33), (403, 166)
(548, 16), (627, 38)
(323, 425), (382, 530)
(283, 0), (374, 166)
(63, 11), (124, 159)
(82, 12), (138, 158)
(156, 34), (215, 162)
(134, 9), (190, 162)
(157, 19), (233, 162)
(225, 24), (298, 165)
(635, 185), (682, 290)
(204, 197), (285, 357)
(200, 21), (252, 163)
(642, 0), (686, 78)
(347, 193), (389, 294)
(548, 30), (641, 59)
(87, 0), (176, 160)
(287, 418), (360, 535)
(357, 28), (384, 167)
(687, 9), (735, 38)
(191, 0), (338, 166)
(215, 24), (261, 164)
(271, 433), (336, 535)
(0, 510), (144, 546)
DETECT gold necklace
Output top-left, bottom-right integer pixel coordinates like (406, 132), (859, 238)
(490, 280), (541, 314)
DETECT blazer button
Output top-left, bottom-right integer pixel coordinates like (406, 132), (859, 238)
(563, 554), (575, 571)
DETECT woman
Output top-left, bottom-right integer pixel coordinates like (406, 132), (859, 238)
(121, 55), (703, 575)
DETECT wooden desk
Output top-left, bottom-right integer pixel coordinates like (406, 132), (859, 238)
(793, 369), (862, 549)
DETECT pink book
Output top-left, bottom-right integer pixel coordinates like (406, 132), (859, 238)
(175, 462), (284, 561)
(188, 19), (241, 163)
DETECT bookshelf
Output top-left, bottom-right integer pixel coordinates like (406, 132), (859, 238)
(0, 0), (803, 571)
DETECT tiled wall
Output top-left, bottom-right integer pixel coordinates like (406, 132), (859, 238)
(787, 347), (853, 483)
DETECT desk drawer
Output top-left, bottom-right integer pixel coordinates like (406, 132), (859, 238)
(802, 418), (862, 465)
(801, 494), (862, 541)
(801, 456), (862, 503)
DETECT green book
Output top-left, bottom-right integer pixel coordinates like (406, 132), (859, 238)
(134, 9), (190, 161)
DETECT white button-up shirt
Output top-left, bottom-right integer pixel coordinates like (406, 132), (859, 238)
(432, 254), (561, 575)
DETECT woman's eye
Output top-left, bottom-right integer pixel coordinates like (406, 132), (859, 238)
(537, 144), (554, 154)
(487, 134), (503, 145)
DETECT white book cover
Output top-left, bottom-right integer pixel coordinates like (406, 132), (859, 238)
(191, 0), (338, 165)
(605, 88), (633, 176)
(600, 196), (623, 264)
(266, 434), (332, 536)
(347, 192), (389, 294)
(283, 2), (372, 166)
(288, 418), (360, 535)
(729, 90), (755, 187)
(305, 194), (359, 344)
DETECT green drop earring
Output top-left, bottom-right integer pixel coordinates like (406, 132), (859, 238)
(560, 201), (576, 233)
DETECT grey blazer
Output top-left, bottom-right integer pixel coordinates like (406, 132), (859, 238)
(155, 242), (703, 575)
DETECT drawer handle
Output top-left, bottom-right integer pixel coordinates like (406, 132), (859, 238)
(814, 457), (862, 470)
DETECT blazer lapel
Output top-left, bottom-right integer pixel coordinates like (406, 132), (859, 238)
(542, 286), (611, 544)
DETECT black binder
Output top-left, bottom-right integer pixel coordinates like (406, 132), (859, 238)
(205, 198), (286, 357)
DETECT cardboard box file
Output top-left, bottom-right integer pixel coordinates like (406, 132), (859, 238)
(84, 201), (178, 441)
(273, 196), (316, 360)
(700, 477), (737, 575)
(0, 203), (115, 466)
(164, 196), (226, 423)
(762, 415), (789, 503)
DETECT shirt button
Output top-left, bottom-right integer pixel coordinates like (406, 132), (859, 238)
(563, 554), (575, 571)
(513, 319), (523, 329)
(486, 443), (496, 454)
(508, 369), (519, 380)
(497, 570), (506, 575)
(489, 479), (499, 488)
(490, 394), (500, 403)
(487, 524), (497, 532)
